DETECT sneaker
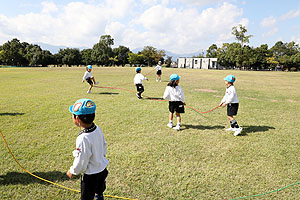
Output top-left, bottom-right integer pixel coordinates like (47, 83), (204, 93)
(94, 82), (99, 85)
(136, 93), (142, 99)
(167, 123), (173, 128)
(87, 90), (91, 93)
(225, 127), (235, 131)
(234, 127), (243, 136)
(94, 194), (104, 200)
(173, 125), (180, 131)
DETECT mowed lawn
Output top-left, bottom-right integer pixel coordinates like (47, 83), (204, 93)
(0, 67), (300, 200)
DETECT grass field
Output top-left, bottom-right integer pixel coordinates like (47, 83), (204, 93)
(0, 67), (300, 200)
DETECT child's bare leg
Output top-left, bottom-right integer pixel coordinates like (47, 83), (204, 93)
(91, 76), (96, 84)
(169, 112), (174, 122)
(89, 84), (93, 91)
(227, 115), (234, 121)
(176, 112), (181, 125)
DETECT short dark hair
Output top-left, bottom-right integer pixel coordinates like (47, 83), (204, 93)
(167, 80), (178, 88)
(73, 113), (95, 124)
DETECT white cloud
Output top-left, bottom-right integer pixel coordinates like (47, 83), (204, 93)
(41, 1), (58, 14)
(262, 28), (278, 38)
(260, 16), (277, 28)
(0, 1), (246, 54)
(280, 6), (300, 21)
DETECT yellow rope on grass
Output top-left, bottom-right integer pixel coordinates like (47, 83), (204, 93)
(0, 129), (137, 200)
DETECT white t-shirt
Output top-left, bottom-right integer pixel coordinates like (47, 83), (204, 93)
(83, 71), (92, 80)
(70, 125), (109, 175)
(221, 85), (239, 104)
(155, 65), (162, 71)
(163, 85), (185, 103)
(134, 73), (147, 85)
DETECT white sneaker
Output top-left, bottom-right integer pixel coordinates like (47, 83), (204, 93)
(173, 125), (180, 131)
(87, 90), (91, 93)
(225, 127), (235, 131)
(167, 123), (173, 128)
(95, 82), (99, 85)
(234, 127), (243, 136)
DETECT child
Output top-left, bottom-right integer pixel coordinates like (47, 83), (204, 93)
(82, 65), (99, 94)
(155, 61), (162, 82)
(67, 98), (109, 200)
(163, 74), (185, 131)
(134, 67), (148, 99)
(219, 75), (242, 136)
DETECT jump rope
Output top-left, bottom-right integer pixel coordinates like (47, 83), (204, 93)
(1, 70), (299, 199)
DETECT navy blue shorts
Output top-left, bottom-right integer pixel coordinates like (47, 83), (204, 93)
(86, 77), (93, 85)
(169, 101), (185, 113)
(227, 103), (239, 116)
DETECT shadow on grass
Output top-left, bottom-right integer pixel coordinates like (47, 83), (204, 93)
(183, 124), (225, 130)
(0, 171), (79, 185)
(0, 113), (25, 116)
(144, 97), (165, 100)
(240, 125), (275, 135)
(97, 92), (119, 95)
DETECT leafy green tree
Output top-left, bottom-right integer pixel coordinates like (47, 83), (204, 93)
(232, 24), (253, 46)
(0, 38), (28, 66)
(92, 35), (114, 66)
(251, 44), (270, 70)
(128, 52), (146, 66)
(80, 49), (93, 65)
(113, 45), (131, 66)
(140, 46), (165, 66)
(206, 44), (218, 58)
(57, 48), (81, 67)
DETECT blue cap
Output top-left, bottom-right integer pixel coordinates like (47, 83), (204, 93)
(69, 99), (96, 115)
(136, 67), (141, 72)
(170, 74), (180, 81)
(224, 75), (236, 83)
(87, 65), (92, 69)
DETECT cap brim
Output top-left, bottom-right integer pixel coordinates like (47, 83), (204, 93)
(69, 105), (74, 113)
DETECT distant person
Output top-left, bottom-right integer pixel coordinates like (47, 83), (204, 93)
(82, 65), (99, 93)
(163, 74), (185, 131)
(67, 98), (109, 200)
(155, 61), (162, 82)
(219, 75), (242, 136)
(134, 67), (148, 99)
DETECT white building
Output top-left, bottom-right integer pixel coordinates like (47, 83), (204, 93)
(177, 57), (218, 69)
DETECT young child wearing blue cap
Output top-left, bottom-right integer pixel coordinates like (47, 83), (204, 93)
(67, 98), (108, 200)
(163, 74), (185, 131)
(82, 65), (99, 94)
(134, 67), (148, 99)
(219, 75), (243, 136)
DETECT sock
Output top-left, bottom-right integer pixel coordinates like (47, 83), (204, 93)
(230, 119), (239, 128)
(177, 123), (181, 127)
(169, 120), (173, 124)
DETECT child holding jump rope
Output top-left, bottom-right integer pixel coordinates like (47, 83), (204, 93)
(67, 98), (109, 200)
(219, 75), (242, 136)
(163, 74), (185, 131)
(134, 67), (148, 99)
(82, 65), (99, 94)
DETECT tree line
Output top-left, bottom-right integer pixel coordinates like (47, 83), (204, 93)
(205, 24), (300, 71)
(0, 35), (167, 67)
(0, 25), (300, 71)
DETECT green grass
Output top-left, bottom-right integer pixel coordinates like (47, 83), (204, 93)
(0, 67), (300, 200)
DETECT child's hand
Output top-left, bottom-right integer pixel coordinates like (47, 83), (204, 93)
(183, 103), (186, 106)
(220, 103), (226, 107)
(82, 80), (85, 83)
(66, 170), (73, 179)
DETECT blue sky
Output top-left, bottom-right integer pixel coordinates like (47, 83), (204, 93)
(0, 0), (300, 54)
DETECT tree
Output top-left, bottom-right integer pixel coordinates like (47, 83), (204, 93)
(113, 45), (131, 66)
(128, 52), (146, 66)
(92, 35), (114, 66)
(0, 38), (28, 66)
(80, 49), (93, 65)
(140, 46), (165, 66)
(232, 24), (253, 46)
(57, 48), (81, 67)
(206, 44), (218, 58)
